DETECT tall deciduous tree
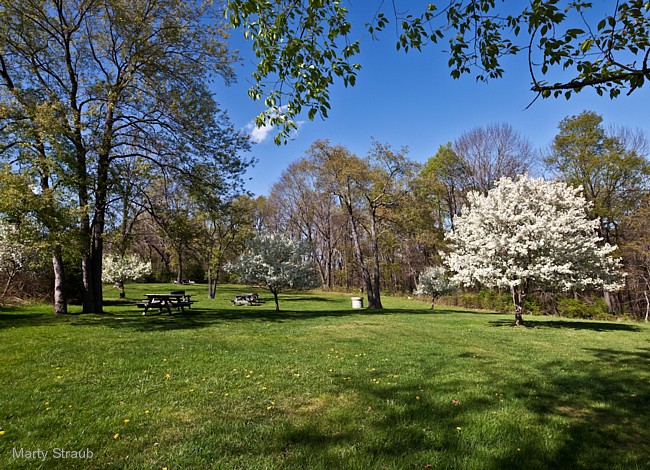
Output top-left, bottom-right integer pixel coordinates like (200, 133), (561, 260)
(227, 233), (320, 312)
(445, 175), (623, 326)
(418, 143), (471, 232)
(547, 111), (650, 245)
(197, 195), (256, 299)
(307, 140), (415, 309)
(227, 1), (650, 141)
(267, 158), (345, 289)
(0, 0), (249, 313)
(0, 167), (76, 312)
(453, 123), (537, 194)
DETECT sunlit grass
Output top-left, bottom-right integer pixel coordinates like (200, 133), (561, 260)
(0, 284), (649, 469)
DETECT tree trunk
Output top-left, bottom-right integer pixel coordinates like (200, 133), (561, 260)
(176, 253), (184, 284)
(369, 215), (383, 309)
(603, 289), (614, 314)
(52, 246), (68, 315)
(344, 200), (376, 308)
(272, 289), (280, 312)
(511, 285), (525, 326)
(209, 266), (220, 300)
(90, 222), (104, 312)
(114, 280), (125, 298)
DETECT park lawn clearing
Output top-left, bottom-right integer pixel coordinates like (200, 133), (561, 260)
(0, 284), (648, 469)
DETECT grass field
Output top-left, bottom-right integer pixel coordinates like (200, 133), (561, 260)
(1, 283), (649, 469)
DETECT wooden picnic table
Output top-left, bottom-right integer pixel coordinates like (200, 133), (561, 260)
(139, 293), (192, 315)
(231, 293), (260, 306)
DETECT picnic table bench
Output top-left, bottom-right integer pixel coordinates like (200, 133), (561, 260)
(230, 293), (260, 306)
(137, 291), (195, 315)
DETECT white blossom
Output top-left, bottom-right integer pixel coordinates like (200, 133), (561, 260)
(0, 223), (27, 277)
(414, 266), (458, 309)
(444, 174), (624, 305)
(102, 254), (152, 284)
(227, 233), (320, 311)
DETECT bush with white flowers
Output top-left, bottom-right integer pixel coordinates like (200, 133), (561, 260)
(102, 254), (152, 298)
(227, 233), (320, 311)
(414, 266), (458, 309)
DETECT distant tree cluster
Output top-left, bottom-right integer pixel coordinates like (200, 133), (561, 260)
(258, 114), (648, 321)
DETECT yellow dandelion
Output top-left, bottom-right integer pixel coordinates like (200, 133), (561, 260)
(45, 407), (51, 411)
(45, 401), (50, 405)
(267, 406), (273, 410)
(123, 419), (130, 424)
(0, 431), (6, 436)
(164, 374), (171, 379)
(456, 427), (462, 431)
(113, 433), (120, 439)
(416, 396), (420, 400)
(144, 410), (150, 414)
(56, 376), (62, 379)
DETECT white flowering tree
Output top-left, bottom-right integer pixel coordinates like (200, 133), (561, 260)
(414, 266), (458, 310)
(227, 233), (320, 312)
(102, 255), (152, 298)
(445, 174), (624, 326)
(0, 223), (29, 298)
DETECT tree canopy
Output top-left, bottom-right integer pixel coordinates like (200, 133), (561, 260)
(227, 1), (650, 142)
(0, 0), (251, 312)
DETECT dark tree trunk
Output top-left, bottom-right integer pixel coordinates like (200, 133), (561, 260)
(272, 289), (280, 312)
(114, 280), (125, 298)
(370, 216), (383, 309)
(209, 266), (220, 300)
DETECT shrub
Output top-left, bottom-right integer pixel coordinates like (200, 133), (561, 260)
(556, 297), (610, 320)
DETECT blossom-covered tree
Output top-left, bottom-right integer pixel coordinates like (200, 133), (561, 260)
(0, 223), (29, 298)
(227, 234), (320, 312)
(102, 255), (152, 298)
(445, 174), (624, 325)
(414, 266), (458, 310)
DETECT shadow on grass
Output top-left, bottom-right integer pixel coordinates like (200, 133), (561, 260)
(489, 318), (643, 332)
(245, 348), (650, 469)
(62, 306), (461, 333)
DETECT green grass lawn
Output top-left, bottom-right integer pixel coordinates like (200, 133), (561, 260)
(1, 284), (649, 469)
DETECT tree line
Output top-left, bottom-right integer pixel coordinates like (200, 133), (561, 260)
(260, 115), (649, 320)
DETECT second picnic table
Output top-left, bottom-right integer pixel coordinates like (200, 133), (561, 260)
(139, 293), (193, 315)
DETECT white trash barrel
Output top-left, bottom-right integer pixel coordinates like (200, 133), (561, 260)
(351, 297), (364, 309)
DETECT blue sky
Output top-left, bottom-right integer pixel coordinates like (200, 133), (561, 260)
(216, 6), (650, 196)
